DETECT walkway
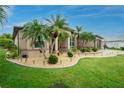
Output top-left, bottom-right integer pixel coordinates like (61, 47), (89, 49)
(7, 50), (124, 68)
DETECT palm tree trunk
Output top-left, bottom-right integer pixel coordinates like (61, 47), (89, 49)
(83, 40), (86, 48)
(50, 38), (55, 54)
(77, 38), (79, 48)
(38, 40), (47, 59)
(40, 48), (47, 59)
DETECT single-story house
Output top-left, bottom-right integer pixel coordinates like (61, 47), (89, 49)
(13, 26), (104, 58)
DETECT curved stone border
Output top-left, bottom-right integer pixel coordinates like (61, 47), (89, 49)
(6, 50), (122, 69)
(6, 58), (78, 69)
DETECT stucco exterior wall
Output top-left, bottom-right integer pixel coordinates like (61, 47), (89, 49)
(14, 34), (18, 47)
(14, 29), (50, 58)
(20, 49), (49, 58)
(14, 31), (27, 50)
(77, 37), (103, 49)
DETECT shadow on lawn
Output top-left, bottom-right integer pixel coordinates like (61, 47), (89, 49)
(49, 80), (69, 88)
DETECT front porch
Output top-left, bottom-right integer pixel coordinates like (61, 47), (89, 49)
(54, 35), (77, 53)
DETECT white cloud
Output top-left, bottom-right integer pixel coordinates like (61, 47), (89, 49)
(79, 13), (101, 17)
(14, 21), (27, 26)
(68, 6), (124, 19)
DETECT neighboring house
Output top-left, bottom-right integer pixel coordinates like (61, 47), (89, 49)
(13, 26), (104, 58)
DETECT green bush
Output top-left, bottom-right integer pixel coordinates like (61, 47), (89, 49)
(80, 48), (85, 53)
(48, 55), (58, 64)
(92, 48), (98, 52)
(108, 47), (121, 50)
(120, 47), (124, 51)
(67, 52), (73, 57)
(80, 48), (92, 52)
(71, 47), (77, 53)
(0, 38), (17, 51)
(86, 48), (91, 52)
(6, 50), (18, 59)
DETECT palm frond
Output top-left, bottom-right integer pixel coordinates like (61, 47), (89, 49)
(0, 5), (9, 27)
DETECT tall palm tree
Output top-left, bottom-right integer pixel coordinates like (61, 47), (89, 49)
(0, 5), (9, 27)
(22, 19), (48, 59)
(45, 15), (69, 54)
(76, 25), (84, 48)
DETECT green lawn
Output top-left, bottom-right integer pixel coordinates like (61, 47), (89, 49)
(1, 50), (124, 88)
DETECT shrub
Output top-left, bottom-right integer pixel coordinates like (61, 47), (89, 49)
(120, 47), (124, 51)
(80, 48), (85, 53)
(48, 55), (58, 64)
(67, 52), (73, 57)
(71, 47), (77, 53)
(6, 53), (11, 58)
(6, 50), (18, 59)
(80, 48), (91, 52)
(92, 48), (98, 52)
(86, 48), (91, 52)
(0, 38), (12, 49)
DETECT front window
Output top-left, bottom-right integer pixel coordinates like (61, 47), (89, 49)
(34, 41), (40, 48)
(34, 35), (46, 48)
(34, 41), (45, 48)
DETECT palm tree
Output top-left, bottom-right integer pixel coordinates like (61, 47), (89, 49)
(0, 5), (9, 27)
(76, 25), (84, 48)
(22, 19), (48, 59)
(45, 15), (69, 54)
(80, 32), (96, 48)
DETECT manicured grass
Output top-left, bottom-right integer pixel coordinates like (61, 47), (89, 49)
(1, 50), (124, 88)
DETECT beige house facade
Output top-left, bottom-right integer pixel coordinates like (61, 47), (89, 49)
(13, 26), (104, 58)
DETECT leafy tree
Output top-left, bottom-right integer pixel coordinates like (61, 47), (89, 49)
(0, 33), (12, 39)
(0, 33), (16, 51)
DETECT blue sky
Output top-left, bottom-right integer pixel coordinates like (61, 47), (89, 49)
(0, 5), (124, 40)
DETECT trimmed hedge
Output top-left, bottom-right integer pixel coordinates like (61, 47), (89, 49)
(48, 55), (58, 64)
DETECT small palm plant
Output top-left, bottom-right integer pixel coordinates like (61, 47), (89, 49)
(22, 19), (48, 59)
(45, 15), (69, 54)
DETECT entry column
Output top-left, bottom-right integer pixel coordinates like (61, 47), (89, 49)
(55, 37), (58, 52)
(68, 37), (70, 50)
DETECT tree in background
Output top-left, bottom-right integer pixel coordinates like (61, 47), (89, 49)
(0, 33), (12, 39)
(0, 33), (17, 51)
